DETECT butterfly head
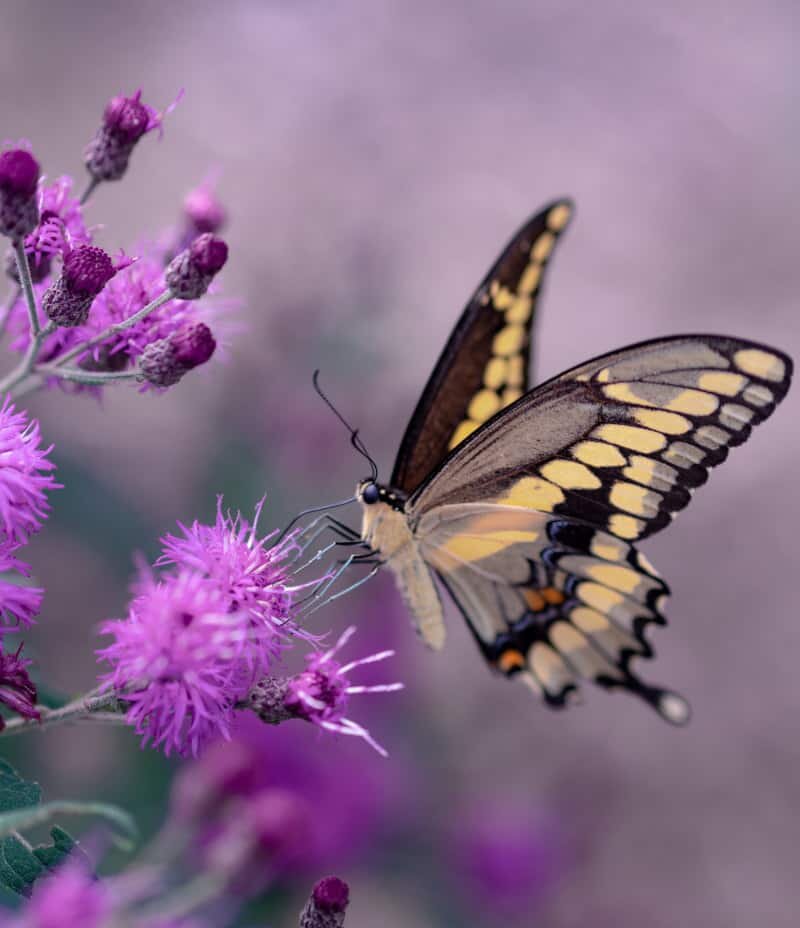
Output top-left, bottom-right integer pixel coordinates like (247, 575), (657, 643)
(357, 479), (406, 512)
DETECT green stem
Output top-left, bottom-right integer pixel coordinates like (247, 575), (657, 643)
(0, 689), (125, 736)
(35, 365), (141, 386)
(13, 241), (39, 337)
(52, 289), (172, 369)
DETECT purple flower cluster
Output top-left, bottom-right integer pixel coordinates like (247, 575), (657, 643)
(97, 501), (321, 756)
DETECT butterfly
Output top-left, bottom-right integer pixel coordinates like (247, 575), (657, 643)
(349, 199), (792, 723)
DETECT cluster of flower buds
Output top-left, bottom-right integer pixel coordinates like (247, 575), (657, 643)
(0, 149), (40, 242)
(84, 89), (162, 183)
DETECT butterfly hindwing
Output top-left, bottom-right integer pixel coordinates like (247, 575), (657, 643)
(390, 199), (573, 495)
(410, 335), (792, 543)
(419, 503), (688, 721)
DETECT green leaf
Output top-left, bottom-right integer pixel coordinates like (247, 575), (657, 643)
(0, 835), (43, 896)
(0, 760), (40, 815)
(33, 827), (85, 871)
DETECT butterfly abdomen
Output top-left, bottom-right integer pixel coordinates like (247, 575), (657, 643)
(360, 500), (446, 650)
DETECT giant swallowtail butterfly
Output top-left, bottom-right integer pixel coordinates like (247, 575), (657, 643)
(352, 199), (792, 723)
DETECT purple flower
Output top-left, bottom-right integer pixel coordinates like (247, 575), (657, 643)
(283, 626), (403, 756)
(165, 234), (228, 300)
(97, 570), (268, 757)
(0, 544), (43, 629)
(17, 860), (111, 928)
(42, 245), (124, 327)
(0, 642), (39, 728)
(0, 149), (40, 240)
(0, 396), (58, 545)
(158, 498), (318, 649)
(451, 800), (567, 918)
(85, 89), (166, 183)
(301, 877), (350, 928)
(139, 322), (216, 388)
(5, 176), (92, 285)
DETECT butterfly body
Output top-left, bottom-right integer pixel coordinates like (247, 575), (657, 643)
(354, 200), (792, 724)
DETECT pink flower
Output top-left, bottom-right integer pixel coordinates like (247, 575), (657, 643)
(97, 570), (267, 757)
(0, 641), (39, 727)
(14, 860), (111, 928)
(0, 543), (43, 629)
(158, 498), (321, 650)
(0, 396), (58, 545)
(284, 627), (403, 756)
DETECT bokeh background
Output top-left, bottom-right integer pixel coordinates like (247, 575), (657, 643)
(2, 1), (798, 925)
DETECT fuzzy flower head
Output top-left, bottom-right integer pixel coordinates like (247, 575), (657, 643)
(166, 234), (228, 300)
(283, 626), (403, 756)
(300, 877), (350, 928)
(0, 396), (58, 545)
(85, 89), (169, 183)
(159, 498), (319, 649)
(0, 149), (40, 240)
(42, 245), (128, 327)
(0, 544), (43, 629)
(97, 570), (267, 757)
(139, 322), (216, 388)
(0, 642), (39, 728)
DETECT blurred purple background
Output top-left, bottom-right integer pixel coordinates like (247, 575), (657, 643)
(2, 1), (798, 925)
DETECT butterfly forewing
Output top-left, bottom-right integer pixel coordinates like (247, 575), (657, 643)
(390, 199), (573, 495)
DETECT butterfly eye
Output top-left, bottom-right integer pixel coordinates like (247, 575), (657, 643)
(361, 483), (380, 505)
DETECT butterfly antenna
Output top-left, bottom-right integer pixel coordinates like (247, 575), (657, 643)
(313, 370), (379, 480)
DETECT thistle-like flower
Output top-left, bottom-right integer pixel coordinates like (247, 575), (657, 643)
(0, 149), (40, 241)
(253, 626), (404, 756)
(0, 642), (39, 729)
(158, 498), (315, 649)
(0, 544), (43, 628)
(42, 245), (126, 327)
(139, 322), (216, 388)
(0, 396), (58, 545)
(97, 570), (268, 757)
(84, 90), (164, 183)
(165, 234), (228, 300)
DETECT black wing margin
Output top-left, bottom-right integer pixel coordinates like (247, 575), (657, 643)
(391, 199), (574, 495)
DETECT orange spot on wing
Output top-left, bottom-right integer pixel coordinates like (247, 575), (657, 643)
(524, 589), (547, 612)
(498, 649), (526, 673)
(542, 587), (566, 606)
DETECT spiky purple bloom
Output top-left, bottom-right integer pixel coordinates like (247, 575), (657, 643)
(85, 89), (164, 183)
(0, 642), (39, 728)
(42, 245), (123, 327)
(97, 570), (269, 757)
(5, 176), (91, 285)
(166, 234), (228, 300)
(158, 498), (318, 649)
(139, 322), (216, 388)
(0, 544), (43, 629)
(0, 396), (58, 545)
(0, 149), (40, 240)
(300, 877), (350, 928)
(282, 627), (403, 756)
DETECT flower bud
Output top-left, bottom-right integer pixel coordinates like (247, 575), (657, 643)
(184, 183), (226, 235)
(165, 234), (228, 299)
(300, 877), (350, 928)
(0, 149), (40, 241)
(85, 90), (159, 182)
(42, 245), (117, 327)
(0, 643), (40, 729)
(139, 322), (216, 388)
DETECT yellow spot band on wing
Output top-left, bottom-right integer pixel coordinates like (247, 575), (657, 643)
(468, 389), (501, 422)
(546, 203), (572, 232)
(448, 420), (479, 450)
(506, 356), (525, 387)
(441, 530), (539, 563)
(631, 408), (692, 435)
(506, 295), (533, 323)
(501, 476), (565, 512)
(518, 263), (542, 295)
(697, 371), (746, 395)
(571, 440), (627, 468)
(531, 231), (555, 262)
(585, 563), (643, 595)
(734, 348), (786, 382)
(593, 424), (667, 453)
(483, 357), (508, 389)
(608, 513), (645, 539)
(609, 482), (662, 518)
(540, 459), (602, 490)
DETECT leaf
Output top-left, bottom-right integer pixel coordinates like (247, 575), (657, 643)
(33, 826), (85, 871)
(0, 835), (43, 896)
(0, 801), (137, 852)
(0, 760), (40, 815)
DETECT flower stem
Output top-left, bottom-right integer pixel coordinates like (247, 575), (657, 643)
(80, 175), (100, 206)
(14, 241), (39, 337)
(0, 689), (125, 736)
(0, 321), (56, 396)
(51, 289), (173, 369)
(35, 365), (141, 386)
